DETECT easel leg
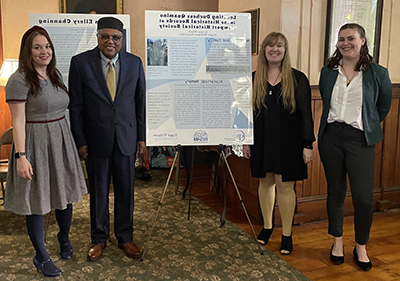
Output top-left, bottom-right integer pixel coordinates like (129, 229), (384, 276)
(187, 146), (195, 220)
(141, 146), (181, 261)
(174, 149), (180, 194)
(220, 144), (264, 255)
(219, 151), (227, 227)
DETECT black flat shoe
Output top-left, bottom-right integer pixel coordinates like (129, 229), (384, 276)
(330, 244), (344, 265)
(257, 228), (273, 245)
(280, 234), (293, 255)
(353, 247), (372, 271)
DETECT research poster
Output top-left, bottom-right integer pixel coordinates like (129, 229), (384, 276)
(30, 13), (130, 84)
(145, 11), (253, 146)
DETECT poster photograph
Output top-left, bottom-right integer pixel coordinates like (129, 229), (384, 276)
(145, 11), (253, 146)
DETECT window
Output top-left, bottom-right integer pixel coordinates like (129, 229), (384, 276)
(324, 0), (383, 63)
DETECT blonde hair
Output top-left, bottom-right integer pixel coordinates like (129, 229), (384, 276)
(253, 32), (296, 114)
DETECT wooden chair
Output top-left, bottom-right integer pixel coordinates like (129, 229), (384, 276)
(0, 127), (13, 205)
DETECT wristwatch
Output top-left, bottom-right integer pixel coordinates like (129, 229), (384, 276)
(15, 152), (26, 159)
(305, 145), (313, 150)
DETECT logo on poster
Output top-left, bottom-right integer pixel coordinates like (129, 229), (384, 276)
(193, 130), (208, 143)
(234, 130), (245, 142)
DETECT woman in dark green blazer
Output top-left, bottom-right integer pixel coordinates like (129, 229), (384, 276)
(318, 23), (392, 271)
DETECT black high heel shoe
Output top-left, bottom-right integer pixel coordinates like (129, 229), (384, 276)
(33, 256), (62, 277)
(330, 244), (344, 265)
(60, 242), (73, 259)
(280, 234), (293, 255)
(257, 228), (273, 245)
(353, 247), (372, 271)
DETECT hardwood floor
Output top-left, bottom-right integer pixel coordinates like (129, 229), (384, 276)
(172, 166), (400, 281)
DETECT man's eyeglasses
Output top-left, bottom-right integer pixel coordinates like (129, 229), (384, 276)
(97, 33), (122, 42)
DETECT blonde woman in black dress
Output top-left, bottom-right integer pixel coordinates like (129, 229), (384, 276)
(5, 26), (86, 277)
(243, 32), (315, 254)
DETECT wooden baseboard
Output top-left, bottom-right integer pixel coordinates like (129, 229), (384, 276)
(226, 183), (400, 226)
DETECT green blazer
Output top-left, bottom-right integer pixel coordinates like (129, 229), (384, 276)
(318, 63), (392, 146)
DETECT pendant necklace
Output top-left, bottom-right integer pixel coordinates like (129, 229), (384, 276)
(341, 66), (357, 86)
(269, 73), (281, 95)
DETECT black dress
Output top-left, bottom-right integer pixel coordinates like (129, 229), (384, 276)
(262, 82), (282, 175)
(250, 69), (315, 182)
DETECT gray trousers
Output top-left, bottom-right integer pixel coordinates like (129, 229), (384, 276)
(318, 122), (375, 245)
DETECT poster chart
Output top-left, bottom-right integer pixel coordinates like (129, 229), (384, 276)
(30, 13), (130, 84)
(145, 11), (253, 146)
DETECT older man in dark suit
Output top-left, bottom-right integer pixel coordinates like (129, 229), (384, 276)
(69, 17), (146, 261)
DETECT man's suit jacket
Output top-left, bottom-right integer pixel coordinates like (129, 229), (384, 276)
(318, 63), (392, 146)
(69, 47), (146, 157)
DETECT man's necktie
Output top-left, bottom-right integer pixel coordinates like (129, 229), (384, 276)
(106, 60), (116, 100)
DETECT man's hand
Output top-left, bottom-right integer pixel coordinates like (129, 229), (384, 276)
(79, 145), (88, 160)
(137, 141), (146, 155)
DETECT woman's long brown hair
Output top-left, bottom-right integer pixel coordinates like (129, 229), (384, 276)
(18, 29), (67, 96)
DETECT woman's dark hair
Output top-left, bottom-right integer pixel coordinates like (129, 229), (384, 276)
(18, 26), (68, 96)
(327, 23), (373, 71)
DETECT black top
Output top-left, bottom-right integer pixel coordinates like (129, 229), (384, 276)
(250, 69), (315, 181)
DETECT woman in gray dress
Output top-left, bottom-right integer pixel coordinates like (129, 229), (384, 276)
(5, 26), (87, 277)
